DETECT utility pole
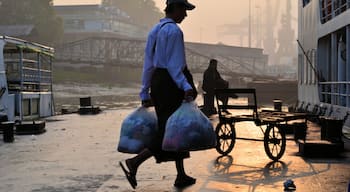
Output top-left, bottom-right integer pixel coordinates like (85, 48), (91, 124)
(255, 5), (262, 48)
(249, 0), (252, 48)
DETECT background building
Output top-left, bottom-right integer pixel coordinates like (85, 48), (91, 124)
(54, 4), (148, 41)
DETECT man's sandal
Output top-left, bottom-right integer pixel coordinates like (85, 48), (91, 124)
(119, 161), (137, 189)
(174, 176), (196, 189)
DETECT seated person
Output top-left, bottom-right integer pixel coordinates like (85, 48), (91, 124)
(202, 59), (230, 114)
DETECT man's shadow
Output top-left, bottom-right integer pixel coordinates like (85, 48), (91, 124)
(205, 156), (290, 192)
(195, 155), (333, 192)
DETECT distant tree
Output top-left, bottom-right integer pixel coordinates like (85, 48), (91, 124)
(102, 0), (163, 28)
(0, 0), (63, 45)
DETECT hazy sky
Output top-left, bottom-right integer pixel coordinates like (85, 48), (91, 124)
(54, 0), (298, 47)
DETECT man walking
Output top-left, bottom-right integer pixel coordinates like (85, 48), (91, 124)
(120, 0), (197, 190)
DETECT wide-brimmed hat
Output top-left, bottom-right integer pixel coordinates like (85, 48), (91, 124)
(166, 0), (196, 10)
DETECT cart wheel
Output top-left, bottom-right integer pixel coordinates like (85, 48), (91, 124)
(215, 122), (236, 155)
(264, 124), (286, 161)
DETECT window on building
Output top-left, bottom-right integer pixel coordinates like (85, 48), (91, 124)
(303, 0), (312, 7)
(31, 99), (39, 115)
(22, 99), (30, 116)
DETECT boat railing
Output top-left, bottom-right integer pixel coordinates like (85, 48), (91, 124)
(319, 81), (350, 106)
(334, 0), (348, 16)
(320, 0), (350, 24)
(5, 59), (52, 92)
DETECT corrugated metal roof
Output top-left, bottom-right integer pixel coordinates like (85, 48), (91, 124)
(0, 36), (54, 55)
(0, 25), (34, 36)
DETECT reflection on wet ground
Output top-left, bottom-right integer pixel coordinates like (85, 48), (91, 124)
(55, 95), (140, 113)
(208, 156), (290, 192)
(53, 83), (141, 113)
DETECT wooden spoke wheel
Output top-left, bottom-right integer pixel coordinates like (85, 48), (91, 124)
(264, 124), (286, 161)
(215, 122), (236, 155)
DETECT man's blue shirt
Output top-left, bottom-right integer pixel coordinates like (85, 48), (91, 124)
(140, 18), (192, 101)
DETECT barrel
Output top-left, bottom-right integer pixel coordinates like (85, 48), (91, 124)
(273, 99), (282, 112)
(2, 121), (14, 143)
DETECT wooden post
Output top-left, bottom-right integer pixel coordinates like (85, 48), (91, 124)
(37, 52), (41, 91)
(19, 48), (23, 121)
(346, 25), (350, 107)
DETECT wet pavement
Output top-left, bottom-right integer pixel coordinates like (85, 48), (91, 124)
(0, 108), (349, 192)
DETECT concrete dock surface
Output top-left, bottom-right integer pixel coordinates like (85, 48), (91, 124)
(0, 108), (349, 192)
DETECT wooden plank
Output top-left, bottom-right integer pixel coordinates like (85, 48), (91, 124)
(215, 88), (256, 94)
(220, 105), (257, 110)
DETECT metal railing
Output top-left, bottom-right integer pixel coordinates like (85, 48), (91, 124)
(5, 58), (52, 92)
(320, 0), (350, 24)
(319, 81), (350, 106)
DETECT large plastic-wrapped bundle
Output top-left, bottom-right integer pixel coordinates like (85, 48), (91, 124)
(117, 107), (158, 154)
(162, 102), (216, 152)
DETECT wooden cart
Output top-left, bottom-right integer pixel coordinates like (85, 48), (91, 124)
(215, 88), (307, 161)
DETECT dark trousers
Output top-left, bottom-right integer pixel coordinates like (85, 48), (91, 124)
(203, 90), (228, 114)
(150, 68), (196, 163)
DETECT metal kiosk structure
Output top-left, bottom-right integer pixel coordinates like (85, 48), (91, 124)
(215, 88), (307, 161)
(0, 36), (54, 126)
